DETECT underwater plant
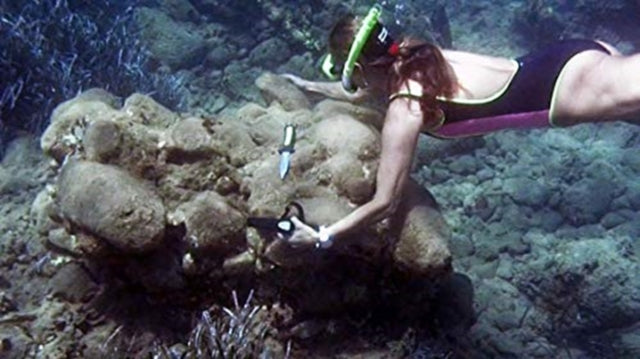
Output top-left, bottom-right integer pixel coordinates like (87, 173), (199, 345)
(153, 290), (282, 359)
(0, 0), (187, 155)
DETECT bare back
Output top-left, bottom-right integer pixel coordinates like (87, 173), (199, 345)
(442, 50), (518, 100)
(548, 45), (640, 126)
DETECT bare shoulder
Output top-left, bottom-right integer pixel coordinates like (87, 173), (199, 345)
(389, 79), (424, 99)
(389, 80), (423, 113)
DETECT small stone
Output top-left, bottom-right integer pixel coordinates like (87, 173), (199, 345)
(0, 338), (12, 351)
(601, 212), (627, 229)
(222, 251), (255, 275)
(503, 177), (550, 208)
(48, 263), (97, 303)
(477, 168), (494, 181)
(560, 177), (615, 225)
(496, 259), (513, 280)
(248, 38), (291, 69)
(538, 209), (564, 232)
(83, 120), (121, 162)
(0, 292), (17, 315)
(182, 253), (196, 275)
(448, 155), (477, 175)
(449, 233), (475, 258)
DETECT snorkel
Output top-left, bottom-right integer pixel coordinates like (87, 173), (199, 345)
(321, 5), (384, 92)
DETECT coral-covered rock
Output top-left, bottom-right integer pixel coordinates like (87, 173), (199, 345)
(83, 120), (122, 162)
(38, 86), (452, 292)
(392, 181), (452, 277)
(169, 191), (245, 254)
(559, 176), (615, 225)
(166, 117), (216, 157)
(47, 228), (108, 257)
(323, 152), (376, 204)
(41, 91), (121, 163)
(122, 93), (179, 128)
(314, 99), (384, 130)
(0, 325), (31, 358)
(313, 114), (380, 159)
(56, 160), (165, 252)
(255, 73), (310, 111)
(31, 188), (60, 235)
(48, 263), (97, 303)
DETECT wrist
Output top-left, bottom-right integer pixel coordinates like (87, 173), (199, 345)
(316, 226), (335, 249)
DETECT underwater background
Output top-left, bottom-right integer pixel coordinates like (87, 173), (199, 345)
(1, 0), (640, 358)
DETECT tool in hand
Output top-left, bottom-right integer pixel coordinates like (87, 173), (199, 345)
(247, 202), (308, 237)
(278, 124), (296, 179)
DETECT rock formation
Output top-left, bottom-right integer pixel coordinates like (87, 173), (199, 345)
(35, 72), (452, 306)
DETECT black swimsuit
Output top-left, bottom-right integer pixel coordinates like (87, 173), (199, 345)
(390, 39), (611, 138)
(438, 39), (609, 122)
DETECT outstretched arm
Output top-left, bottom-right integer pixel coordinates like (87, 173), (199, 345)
(281, 74), (369, 103)
(290, 95), (424, 245)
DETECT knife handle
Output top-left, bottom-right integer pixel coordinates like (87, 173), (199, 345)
(247, 217), (280, 229)
(279, 124), (296, 153)
(247, 217), (294, 235)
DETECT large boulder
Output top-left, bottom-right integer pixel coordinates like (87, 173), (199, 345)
(255, 72), (310, 111)
(391, 180), (452, 277)
(56, 160), (166, 252)
(169, 191), (246, 255)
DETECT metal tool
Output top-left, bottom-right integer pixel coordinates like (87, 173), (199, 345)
(278, 124), (296, 179)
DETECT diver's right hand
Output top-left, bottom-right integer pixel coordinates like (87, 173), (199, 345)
(287, 216), (319, 248)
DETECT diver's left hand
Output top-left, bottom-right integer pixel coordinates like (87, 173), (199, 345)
(281, 74), (311, 91)
(287, 216), (319, 247)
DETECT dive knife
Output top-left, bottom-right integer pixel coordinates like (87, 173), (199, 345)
(278, 124), (296, 179)
(247, 202), (308, 237)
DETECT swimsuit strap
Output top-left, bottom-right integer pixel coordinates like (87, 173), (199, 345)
(388, 89), (423, 103)
(388, 90), (446, 132)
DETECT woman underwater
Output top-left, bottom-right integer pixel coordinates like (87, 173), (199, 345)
(284, 5), (638, 248)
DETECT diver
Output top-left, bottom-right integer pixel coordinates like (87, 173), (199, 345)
(283, 5), (638, 248)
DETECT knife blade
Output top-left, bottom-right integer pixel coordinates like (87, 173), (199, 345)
(278, 124), (296, 179)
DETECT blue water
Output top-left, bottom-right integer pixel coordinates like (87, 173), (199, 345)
(1, 1), (639, 358)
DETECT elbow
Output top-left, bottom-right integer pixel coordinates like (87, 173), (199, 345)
(373, 195), (401, 219)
